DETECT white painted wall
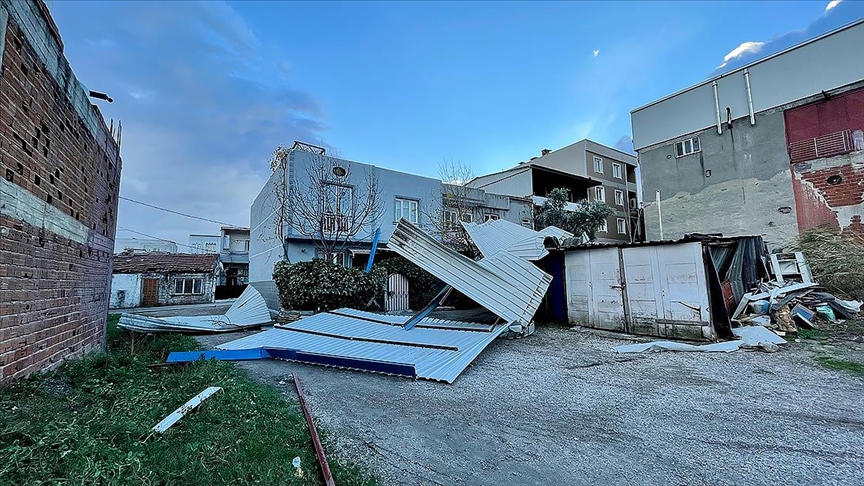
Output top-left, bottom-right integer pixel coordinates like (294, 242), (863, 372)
(631, 20), (864, 150)
(109, 274), (141, 308)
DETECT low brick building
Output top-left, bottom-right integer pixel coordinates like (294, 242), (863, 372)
(110, 253), (221, 308)
(0, 0), (122, 382)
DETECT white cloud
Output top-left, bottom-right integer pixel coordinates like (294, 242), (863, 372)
(592, 49), (600, 57)
(716, 41), (765, 69)
(826, 0), (842, 12)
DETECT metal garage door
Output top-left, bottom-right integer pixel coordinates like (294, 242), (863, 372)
(622, 243), (713, 340)
(565, 248), (625, 332)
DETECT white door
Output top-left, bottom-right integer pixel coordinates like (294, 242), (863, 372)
(622, 243), (712, 339)
(386, 273), (410, 312)
(565, 248), (625, 331)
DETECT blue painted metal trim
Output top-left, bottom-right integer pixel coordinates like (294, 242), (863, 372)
(166, 348), (272, 363)
(365, 227), (382, 273)
(267, 348), (417, 377)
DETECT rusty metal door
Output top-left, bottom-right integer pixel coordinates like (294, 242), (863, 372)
(385, 274), (409, 312)
(142, 278), (159, 307)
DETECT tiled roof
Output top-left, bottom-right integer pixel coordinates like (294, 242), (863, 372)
(112, 253), (219, 274)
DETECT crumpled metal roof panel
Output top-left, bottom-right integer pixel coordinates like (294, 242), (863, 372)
(217, 311), (508, 383)
(462, 219), (572, 260)
(388, 219), (553, 326)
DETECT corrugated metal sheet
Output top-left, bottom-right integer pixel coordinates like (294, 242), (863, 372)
(217, 311), (508, 383)
(118, 286), (271, 333)
(331, 308), (495, 331)
(388, 220), (553, 326)
(462, 219), (572, 260)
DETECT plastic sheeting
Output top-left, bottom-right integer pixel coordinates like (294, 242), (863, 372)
(612, 340), (744, 353)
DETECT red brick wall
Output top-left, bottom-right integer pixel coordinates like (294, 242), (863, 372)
(791, 159), (864, 235)
(0, 3), (121, 383)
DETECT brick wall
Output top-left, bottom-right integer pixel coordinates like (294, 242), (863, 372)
(0, 0), (121, 383)
(791, 149), (864, 237)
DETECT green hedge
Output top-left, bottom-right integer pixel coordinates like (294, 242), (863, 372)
(273, 259), (385, 312)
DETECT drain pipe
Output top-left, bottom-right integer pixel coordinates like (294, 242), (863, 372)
(744, 69), (756, 125)
(656, 190), (663, 240)
(712, 81), (723, 135)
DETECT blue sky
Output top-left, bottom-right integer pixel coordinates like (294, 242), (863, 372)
(46, 0), (864, 246)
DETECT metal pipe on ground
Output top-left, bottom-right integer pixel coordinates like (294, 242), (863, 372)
(293, 373), (335, 486)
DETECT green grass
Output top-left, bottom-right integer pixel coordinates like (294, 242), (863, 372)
(815, 357), (864, 376)
(796, 328), (828, 341)
(0, 315), (376, 486)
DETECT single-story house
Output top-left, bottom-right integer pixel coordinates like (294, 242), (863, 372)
(110, 252), (222, 308)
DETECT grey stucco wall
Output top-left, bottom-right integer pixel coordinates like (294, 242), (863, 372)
(639, 106), (800, 248)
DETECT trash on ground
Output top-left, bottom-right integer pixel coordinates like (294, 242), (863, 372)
(815, 304), (836, 322)
(732, 325), (787, 347)
(151, 386), (222, 433)
(791, 304), (817, 329)
(612, 340), (744, 353)
(118, 286), (271, 333)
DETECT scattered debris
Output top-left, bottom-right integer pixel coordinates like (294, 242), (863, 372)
(612, 340), (744, 353)
(791, 304), (816, 329)
(151, 386), (222, 433)
(461, 218), (572, 261)
(732, 325), (787, 347)
(293, 373), (335, 486)
(119, 286), (271, 334)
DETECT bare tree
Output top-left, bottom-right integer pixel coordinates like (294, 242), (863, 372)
(424, 159), (478, 255)
(268, 142), (383, 262)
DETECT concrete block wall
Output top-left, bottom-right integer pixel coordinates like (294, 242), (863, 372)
(0, 0), (121, 383)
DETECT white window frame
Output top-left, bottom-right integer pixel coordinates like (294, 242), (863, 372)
(598, 219), (608, 233)
(675, 137), (701, 157)
(174, 278), (203, 295)
(594, 186), (606, 203)
(614, 189), (625, 207)
(461, 211), (473, 223)
(242, 240), (250, 252)
(617, 218), (627, 235)
(204, 242), (217, 254)
(394, 197), (419, 224)
(484, 214), (500, 222)
(521, 218), (533, 229)
(612, 163), (623, 179)
(593, 156), (604, 174)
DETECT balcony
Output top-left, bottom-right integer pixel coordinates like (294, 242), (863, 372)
(323, 213), (350, 233)
(788, 129), (855, 164)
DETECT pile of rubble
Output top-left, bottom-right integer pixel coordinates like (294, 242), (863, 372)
(732, 251), (861, 336)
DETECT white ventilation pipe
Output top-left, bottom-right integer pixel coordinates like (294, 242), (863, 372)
(656, 190), (663, 240)
(744, 69), (756, 125)
(712, 81), (723, 135)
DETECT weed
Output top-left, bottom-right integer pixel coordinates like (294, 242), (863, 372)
(0, 315), (376, 485)
(815, 357), (864, 376)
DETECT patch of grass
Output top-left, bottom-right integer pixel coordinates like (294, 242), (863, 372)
(0, 315), (376, 485)
(815, 357), (864, 376)
(796, 328), (828, 341)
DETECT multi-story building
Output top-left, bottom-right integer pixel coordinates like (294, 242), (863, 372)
(114, 237), (177, 254)
(189, 227), (250, 287)
(249, 141), (534, 308)
(468, 139), (640, 242)
(0, 0), (122, 382)
(631, 20), (864, 246)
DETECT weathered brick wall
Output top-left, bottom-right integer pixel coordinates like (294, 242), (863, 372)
(791, 151), (864, 236)
(0, 0), (121, 383)
(151, 272), (216, 306)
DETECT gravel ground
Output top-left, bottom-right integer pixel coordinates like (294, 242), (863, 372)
(197, 326), (864, 486)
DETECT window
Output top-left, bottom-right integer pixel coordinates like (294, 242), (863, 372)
(222, 235), (230, 250)
(594, 186), (606, 203)
(323, 183), (353, 232)
(612, 163), (623, 179)
(598, 219), (608, 233)
(484, 214), (500, 222)
(675, 137), (701, 157)
(242, 240), (250, 252)
(617, 218), (627, 235)
(395, 198), (419, 223)
(444, 209), (459, 229)
(461, 211), (473, 223)
(174, 278), (203, 295)
(614, 190), (625, 207)
(593, 156), (604, 173)
(521, 218), (533, 229)
(204, 242), (217, 254)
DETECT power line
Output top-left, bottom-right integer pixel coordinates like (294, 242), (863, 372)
(118, 196), (239, 227)
(116, 226), (200, 251)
